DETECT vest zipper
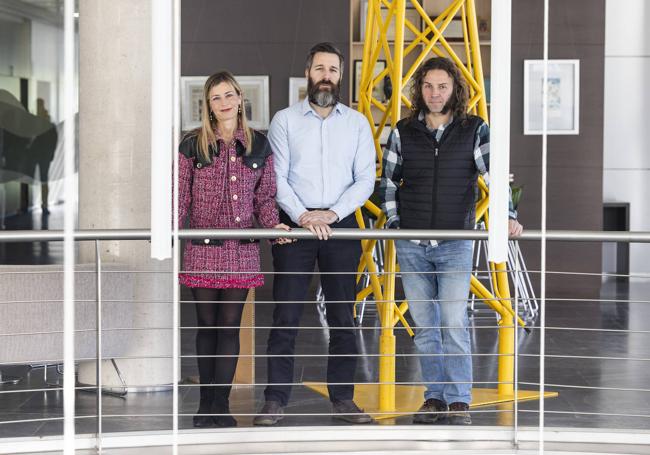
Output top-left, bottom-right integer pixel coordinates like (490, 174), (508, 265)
(432, 143), (440, 229)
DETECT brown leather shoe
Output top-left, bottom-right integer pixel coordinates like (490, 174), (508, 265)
(253, 401), (285, 426)
(448, 401), (471, 425)
(332, 400), (374, 424)
(413, 398), (447, 424)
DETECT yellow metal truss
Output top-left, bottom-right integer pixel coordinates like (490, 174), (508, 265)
(354, 0), (529, 412)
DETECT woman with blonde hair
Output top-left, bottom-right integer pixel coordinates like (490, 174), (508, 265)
(177, 71), (290, 427)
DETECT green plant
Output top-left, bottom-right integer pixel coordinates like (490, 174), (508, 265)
(510, 183), (524, 210)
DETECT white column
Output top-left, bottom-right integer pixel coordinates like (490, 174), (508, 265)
(77, 0), (172, 388)
(487, 0), (512, 263)
(151, 0), (173, 260)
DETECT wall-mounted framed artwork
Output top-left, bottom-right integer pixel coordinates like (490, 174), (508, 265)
(181, 75), (270, 131)
(180, 76), (206, 131)
(232, 75), (270, 130)
(289, 77), (307, 106)
(523, 59), (580, 135)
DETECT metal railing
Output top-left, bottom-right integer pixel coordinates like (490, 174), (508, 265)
(0, 228), (649, 454)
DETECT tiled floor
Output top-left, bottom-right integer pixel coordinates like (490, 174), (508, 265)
(1, 207), (649, 440)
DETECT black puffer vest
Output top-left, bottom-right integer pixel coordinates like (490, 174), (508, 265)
(396, 115), (482, 230)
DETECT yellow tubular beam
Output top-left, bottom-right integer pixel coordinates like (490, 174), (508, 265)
(355, 209), (368, 284)
(392, 301), (415, 337)
(461, 4), (476, 115)
(475, 196), (489, 222)
(478, 175), (489, 193)
(471, 276), (527, 328)
(356, 285), (374, 302)
(370, 96), (388, 112)
(364, 200), (383, 218)
(470, 278), (507, 318)
(489, 260), (502, 300)
(405, 1), (464, 85)
(465, 0), (488, 121)
(364, 254), (385, 303)
(379, 237), (397, 411)
(495, 261), (515, 396)
(414, 10), (481, 94)
(391, 0), (405, 125)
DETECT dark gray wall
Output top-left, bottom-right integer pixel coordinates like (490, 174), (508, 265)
(181, 0), (351, 119)
(510, 0), (605, 296)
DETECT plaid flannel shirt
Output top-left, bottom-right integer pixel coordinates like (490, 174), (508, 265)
(378, 112), (517, 246)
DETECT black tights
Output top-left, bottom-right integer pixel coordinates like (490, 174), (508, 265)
(192, 288), (248, 392)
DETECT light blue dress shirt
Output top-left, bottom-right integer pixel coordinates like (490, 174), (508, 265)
(269, 97), (376, 224)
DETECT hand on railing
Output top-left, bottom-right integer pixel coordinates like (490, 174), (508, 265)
(508, 219), (524, 237)
(273, 223), (295, 245)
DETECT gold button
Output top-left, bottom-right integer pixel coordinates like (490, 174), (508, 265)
(232, 194), (238, 200)
(235, 216), (241, 222)
(203, 239), (210, 244)
(230, 156), (236, 162)
(252, 163), (258, 169)
(231, 175), (237, 181)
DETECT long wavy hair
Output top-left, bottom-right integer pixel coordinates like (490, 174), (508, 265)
(192, 71), (253, 161)
(409, 57), (469, 120)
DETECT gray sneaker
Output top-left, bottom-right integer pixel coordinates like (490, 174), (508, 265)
(253, 401), (285, 426)
(413, 398), (447, 424)
(332, 400), (374, 424)
(447, 401), (472, 425)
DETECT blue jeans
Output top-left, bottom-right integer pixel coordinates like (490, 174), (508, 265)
(395, 239), (474, 405)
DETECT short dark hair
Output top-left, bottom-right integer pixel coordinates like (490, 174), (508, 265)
(305, 42), (345, 74)
(409, 57), (469, 119)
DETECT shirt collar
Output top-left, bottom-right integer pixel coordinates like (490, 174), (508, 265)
(301, 97), (344, 117)
(417, 110), (454, 131)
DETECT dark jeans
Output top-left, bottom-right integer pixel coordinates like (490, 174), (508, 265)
(264, 212), (361, 405)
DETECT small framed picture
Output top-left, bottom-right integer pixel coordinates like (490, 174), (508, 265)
(181, 76), (208, 131)
(353, 59), (387, 104)
(235, 75), (270, 130)
(288, 77), (307, 106)
(523, 59), (580, 135)
(180, 75), (270, 131)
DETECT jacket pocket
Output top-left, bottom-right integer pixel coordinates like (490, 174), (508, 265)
(191, 239), (224, 246)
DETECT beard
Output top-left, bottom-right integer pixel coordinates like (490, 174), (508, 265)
(426, 97), (454, 115)
(307, 77), (341, 107)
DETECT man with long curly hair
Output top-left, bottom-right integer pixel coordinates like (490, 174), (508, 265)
(379, 57), (523, 425)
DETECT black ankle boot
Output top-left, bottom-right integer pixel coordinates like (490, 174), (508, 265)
(212, 386), (237, 427)
(193, 384), (216, 428)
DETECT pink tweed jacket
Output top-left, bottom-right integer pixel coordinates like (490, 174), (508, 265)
(177, 128), (279, 289)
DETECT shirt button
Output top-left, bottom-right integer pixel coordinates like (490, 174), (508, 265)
(235, 216), (241, 222)
(230, 156), (236, 162)
(232, 194), (238, 200)
(231, 175), (237, 181)
(203, 239), (210, 244)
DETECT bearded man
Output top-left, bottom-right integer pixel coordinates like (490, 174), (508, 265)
(253, 42), (376, 425)
(379, 57), (523, 425)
